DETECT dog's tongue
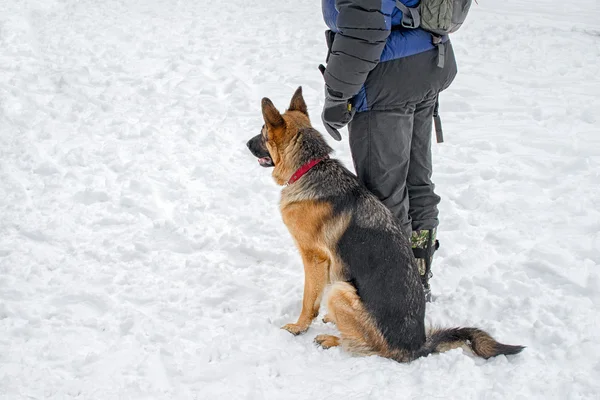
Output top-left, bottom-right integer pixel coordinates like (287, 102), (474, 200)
(258, 157), (271, 166)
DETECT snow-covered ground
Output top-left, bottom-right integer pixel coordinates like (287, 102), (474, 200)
(1, 0), (599, 398)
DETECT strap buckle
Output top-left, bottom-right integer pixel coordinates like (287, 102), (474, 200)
(396, 1), (421, 29)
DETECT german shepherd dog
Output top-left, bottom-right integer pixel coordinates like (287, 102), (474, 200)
(246, 87), (524, 362)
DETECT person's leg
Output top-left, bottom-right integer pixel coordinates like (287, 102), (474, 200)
(406, 43), (457, 301)
(348, 107), (415, 237)
(407, 95), (440, 232)
(348, 42), (458, 300)
(406, 95), (440, 301)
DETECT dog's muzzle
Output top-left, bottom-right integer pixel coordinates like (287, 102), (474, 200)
(247, 134), (274, 168)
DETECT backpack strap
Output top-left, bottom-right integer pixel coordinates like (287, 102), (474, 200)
(433, 95), (444, 143)
(395, 1), (421, 29)
(431, 35), (445, 68)
(396, 1), (446, 68)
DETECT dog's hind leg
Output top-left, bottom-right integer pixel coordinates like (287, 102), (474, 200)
(319, 282), (387, 356)
(322, 314), (335, 324)
(314, 334), (340, 349)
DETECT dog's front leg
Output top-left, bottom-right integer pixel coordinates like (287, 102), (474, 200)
(282, 249), (329, 335)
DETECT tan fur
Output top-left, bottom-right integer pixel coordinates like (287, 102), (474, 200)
(266, 130), (297, 186)
(325, 282), (389, 357)
(280, 200), (350, 334)
(425, 327), (468, 353)
(280, 190), (350, 285)
(433, 340), (471, 354)
(314, 334), (340, 349)
(262, 95), (312, 186)
(325, 282), (414, 362)
(323, 213), (351, 284)
(425, 328), (508, 359)
(470, 330), (499, 359)
(280, 201), (331, 334)
(426, 329), (499, 358)
(322, 314), (335, 324)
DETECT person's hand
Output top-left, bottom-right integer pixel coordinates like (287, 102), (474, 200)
(321, 87), (355, 141)
(318, 64), (356, 141)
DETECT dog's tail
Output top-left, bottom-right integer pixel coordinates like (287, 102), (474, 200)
(411, 327), (525, 360)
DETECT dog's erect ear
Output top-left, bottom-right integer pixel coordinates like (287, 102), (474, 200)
(262, 98), (285, 128)
(288, 86), (308, 116)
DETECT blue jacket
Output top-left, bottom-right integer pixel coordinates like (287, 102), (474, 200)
(322, 0), (440, 112)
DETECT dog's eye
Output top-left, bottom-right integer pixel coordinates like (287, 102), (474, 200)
(262, 125), (267, 140)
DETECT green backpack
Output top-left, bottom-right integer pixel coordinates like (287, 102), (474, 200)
(396, 0), (472, 67)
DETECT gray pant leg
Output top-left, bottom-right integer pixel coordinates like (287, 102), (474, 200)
(408, 95), (440, 232)
(348, 107), (416, 236)
(348, 42), (457, 236)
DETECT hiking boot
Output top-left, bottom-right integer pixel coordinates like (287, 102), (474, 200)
(411, 228), (439, 302)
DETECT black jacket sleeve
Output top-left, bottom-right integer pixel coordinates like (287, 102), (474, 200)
(324, 0), (392, 99)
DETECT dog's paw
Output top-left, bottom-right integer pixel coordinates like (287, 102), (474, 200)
(314, 334), (340, 349)
(322, 314), (335, 324)
(281, 323), (309, 336)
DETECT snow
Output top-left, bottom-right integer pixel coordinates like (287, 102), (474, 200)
(1, 0), (599, 398)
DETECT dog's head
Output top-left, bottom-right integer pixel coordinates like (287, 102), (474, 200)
(247, 87), (318, 185)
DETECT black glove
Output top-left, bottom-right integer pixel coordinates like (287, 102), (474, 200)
(321, 87), (355, 141)
(318, 64), (356, 141)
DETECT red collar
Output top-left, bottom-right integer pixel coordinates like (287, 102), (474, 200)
(287, 155), (329, 185)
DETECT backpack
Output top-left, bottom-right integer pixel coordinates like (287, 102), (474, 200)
(396, 0), (472, 68)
